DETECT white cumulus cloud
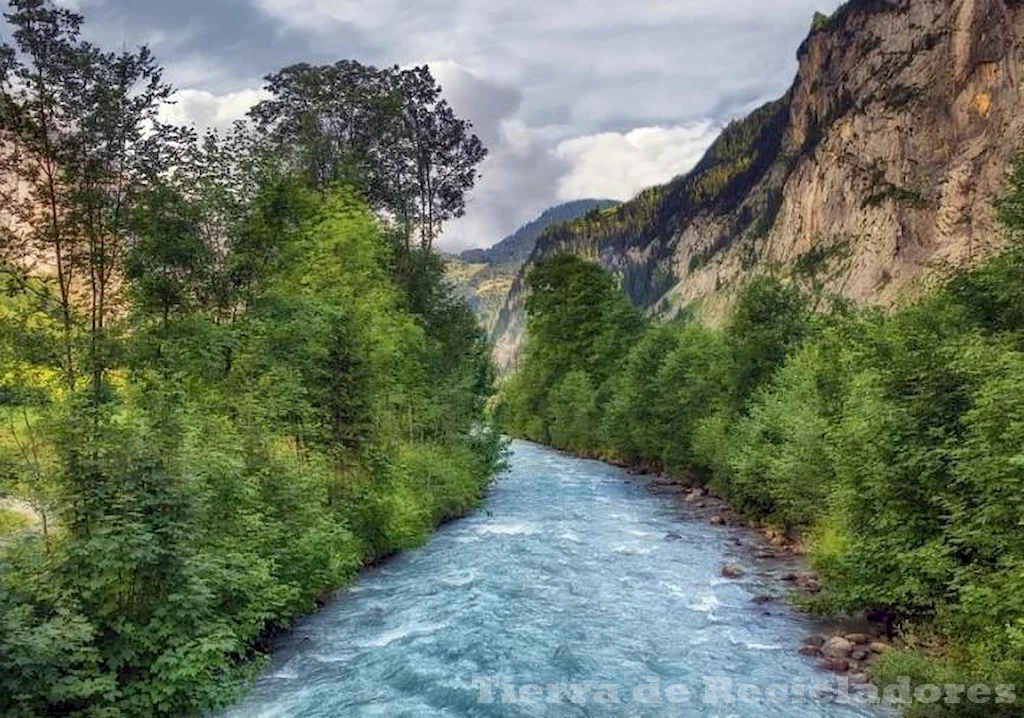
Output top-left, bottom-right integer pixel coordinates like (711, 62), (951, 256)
(555, 122), (720, 202)
(159, 88), (270, 132)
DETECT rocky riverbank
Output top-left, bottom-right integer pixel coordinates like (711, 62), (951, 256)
(633, 471), (898, 687)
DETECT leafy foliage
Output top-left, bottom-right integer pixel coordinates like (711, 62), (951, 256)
(0, 2), (502, 715)
(250, 61), (487, 249)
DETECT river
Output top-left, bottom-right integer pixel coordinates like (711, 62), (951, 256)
(222, 441), (887, 717)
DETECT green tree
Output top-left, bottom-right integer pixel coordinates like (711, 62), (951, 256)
(250, 62), (486, 249)
(725, 275), (810, 406)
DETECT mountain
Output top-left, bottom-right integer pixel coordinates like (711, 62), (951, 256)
(447, 199), (618, 330)
(458, 199), (618, 266)
(494, 0), (1024, 369)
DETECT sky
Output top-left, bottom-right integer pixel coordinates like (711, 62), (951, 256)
(50, 0), (842, 251)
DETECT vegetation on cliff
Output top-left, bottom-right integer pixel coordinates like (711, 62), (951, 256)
(499, 96), (791, 313)
(458, 199), (618, 267)
(0, 1), (502, 715)
(499, 157), (1024, 717)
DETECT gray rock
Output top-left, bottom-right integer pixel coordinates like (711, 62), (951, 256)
(822, 636), (854, 660)
(721, 564), (744, 579)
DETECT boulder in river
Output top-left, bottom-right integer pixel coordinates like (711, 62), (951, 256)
(721, 564), (744, 579)
(709, 515), (726, 526)
(803, 635), (827, 648)
(817, 658), (851, 673)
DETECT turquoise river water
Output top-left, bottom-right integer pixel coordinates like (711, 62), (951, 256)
(222, 440), (887, 717)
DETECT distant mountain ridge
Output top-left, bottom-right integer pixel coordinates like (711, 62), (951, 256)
(459, 199), (618, 267)
(493, 0), (1024, 370)
(447, 199), (619, 332)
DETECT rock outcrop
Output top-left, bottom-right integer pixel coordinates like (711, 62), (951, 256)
(493, 0), (1024, 370)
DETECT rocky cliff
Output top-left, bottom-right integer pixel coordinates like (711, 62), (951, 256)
(494, 0), (1024, 370)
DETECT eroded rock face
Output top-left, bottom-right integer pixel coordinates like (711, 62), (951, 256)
(493, 0), (1024, 369)
(673, 0), (1024, 310)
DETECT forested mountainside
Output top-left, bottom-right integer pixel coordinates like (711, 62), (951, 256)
(493, 0), (1024, 370)
(458, 199), (618, 266)
(499, 159), (1024, 715)
(446, 199), (616, 331)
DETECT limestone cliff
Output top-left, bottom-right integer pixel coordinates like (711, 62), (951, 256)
(494, 0), (1024, 370)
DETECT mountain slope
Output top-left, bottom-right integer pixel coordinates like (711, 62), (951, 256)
(459, 199), (618, 266)
(494, 0), (1024, 369)
(447, 199), (617, 330)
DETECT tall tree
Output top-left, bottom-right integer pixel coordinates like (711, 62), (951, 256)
(249, 61), (486, 249)
(0, 0), (181, 398)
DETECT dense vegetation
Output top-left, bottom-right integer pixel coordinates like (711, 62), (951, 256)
(0, 1), (502, 715)
(499, 157), (1024, 717)
(449, 199), (619, 334)
(499, 94), (791, 316)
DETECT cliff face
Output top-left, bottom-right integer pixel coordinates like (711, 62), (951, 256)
(494, 0), (1024, 370)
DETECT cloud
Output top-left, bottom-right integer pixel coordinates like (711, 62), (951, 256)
(426, 62), (570, 251)
(241, 0), (844, 249)
(159, 88), (270, 132)
(253, 0), (398, 31)
(54, 0), (105, 8)
(555, 122), (720, 202)
(250, 0), (844, 129)
(427, 60), (522, 149)
(430, 63), (720, 251)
